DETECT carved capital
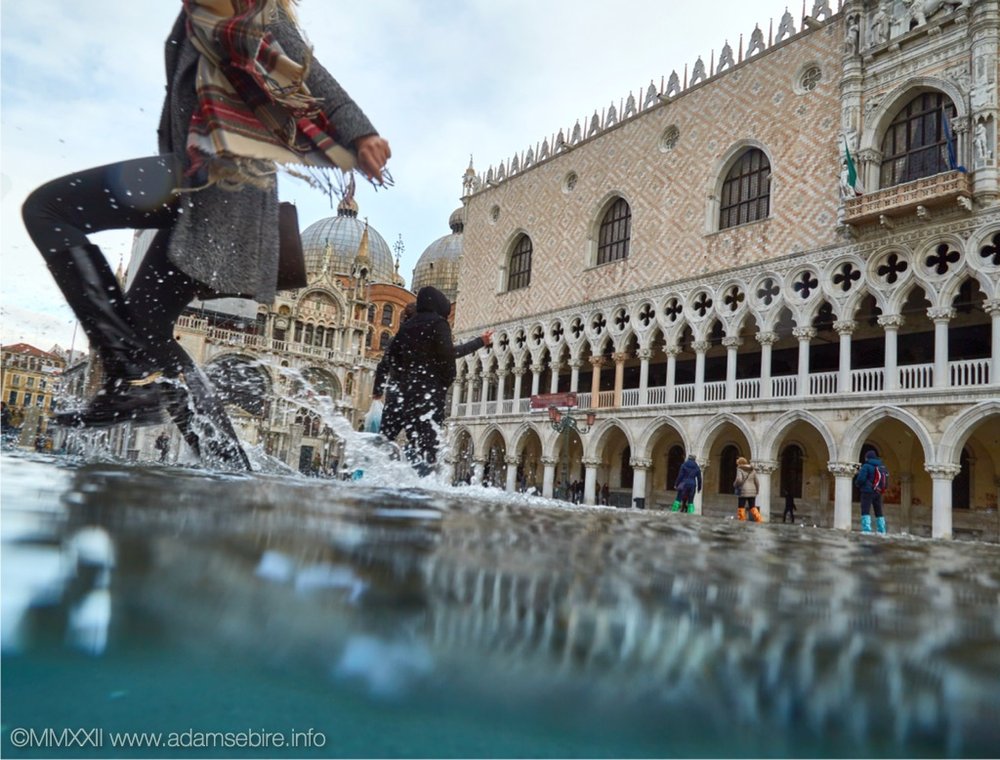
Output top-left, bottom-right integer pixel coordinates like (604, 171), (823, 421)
(471, 457), (486, 466)
(983, 299), (1000, 317)
(569, 360), (584, 369)
(756, 331), (778, 346)
(877, 314), (906, 330)
(513, 366), (527, 377)
(857, 147), (882, 164)
(505, 455), (520, 466)
(828, 461), (860, 477)
(582, 457), (603, 468)
(637, 349), (653, 361)
(612, 352), (629, 365)
(722, 337), (743, 349)
(793, 327), (817, 341)
(833, 319), (857, 336)
(630, 458), (653, 470)
(692, 340), (711, 353)
(497, 368), (510, 379)
(925, 463), (962, 480)
(753, 459), (779, 475)
(927, 307), (956, 323)
(531, 364), (546, 374)
(590, 357), (605, 369)
(665, 344), (683, 357)
(540, 457), (560, 467)
(548, 361), (561, 373)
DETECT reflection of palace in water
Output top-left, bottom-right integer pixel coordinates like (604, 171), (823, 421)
(445, 1), (1000, 540)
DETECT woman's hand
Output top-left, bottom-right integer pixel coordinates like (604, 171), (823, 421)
(355, 135), (392, 185)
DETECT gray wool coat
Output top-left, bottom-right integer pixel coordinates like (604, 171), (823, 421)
(157, 8), (378, 302)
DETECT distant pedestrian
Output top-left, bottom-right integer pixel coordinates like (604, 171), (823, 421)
(854, 450), (889, 534)
(673, 454), (702, 513)
(782, 491), (796, 523)
(155, 431), (170, 463)
(601, 483), (610, 506)
(734, 457), (763, 522)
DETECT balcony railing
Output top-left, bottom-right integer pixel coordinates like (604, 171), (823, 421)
(453, 358), (992, 419)
(843, 170), (972, 225)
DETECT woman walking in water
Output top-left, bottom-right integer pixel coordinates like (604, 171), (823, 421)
(22, 0), (391, 469)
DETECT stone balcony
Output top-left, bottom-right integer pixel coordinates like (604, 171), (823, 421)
(843, 171), (972, 227)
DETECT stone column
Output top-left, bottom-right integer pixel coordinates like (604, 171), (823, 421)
(512, 367), (526, 408)
(569, 360), (582, 393)
(549, 359), (561, 394)
(505, 455), (519, 492)
(754, 460), (778, 521)
(583, 457), (601, 506)
(929, 307), (956, 389)
(530, 363), (544, 396)
(828, 461), (858, 531)
(612, 352), (627, 407)
(793, 327), (816, 396)
(541, 456), (558, 499)
(589, 357), (604, 404)
(878, 314), (904, 391)
(630, 458), (651, 508)
(665, 345), (680, 403)
(496, 369), (508, 411)
(723, 337), (742, 400)
(638, 349), (651, 405)
(480, 372), (491, 416)
(465, 371), (477, 409)
(926, 463), (960, 539)
(692, 460), (709, 515)
(834, 319), (856, 394)
(985, 299), (1000, 384)
(451, 377), (463, 417)
(693, 340), (710, 403)
(471, 457), (486, 486)
(757, 331), (776, 399)
(899, 472), (913, 535)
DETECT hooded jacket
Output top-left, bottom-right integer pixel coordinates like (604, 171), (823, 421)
(675, 456), (702, 492)
(854, 455), (886, 494)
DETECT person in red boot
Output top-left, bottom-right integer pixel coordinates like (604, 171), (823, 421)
(21, 0), (391, 470)
(734, 456), (763, 522)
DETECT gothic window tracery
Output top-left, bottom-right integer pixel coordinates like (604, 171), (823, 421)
(507, 235), (533, 292)
(597, 197), (632, 265)
(719, 149), (771, 230)
(879, 92), (958, 187)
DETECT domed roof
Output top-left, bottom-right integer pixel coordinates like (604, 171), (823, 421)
(300, 199), (395, 282)
(411, 207), (464, 302)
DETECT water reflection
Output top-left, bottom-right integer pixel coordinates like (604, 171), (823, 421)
(2, 453), (999, 757)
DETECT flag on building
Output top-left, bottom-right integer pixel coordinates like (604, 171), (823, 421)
(942, 111), (967, 173)
(843, 137), (863, 196)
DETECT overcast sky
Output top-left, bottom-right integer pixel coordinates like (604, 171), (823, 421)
(1, 0), (804, 351)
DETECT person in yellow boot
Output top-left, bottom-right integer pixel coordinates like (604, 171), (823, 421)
(734, 457), (763, 522)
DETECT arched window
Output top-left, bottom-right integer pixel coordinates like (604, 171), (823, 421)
(666, 445), (685, 489)
(719, 148), (771, 230)
(597, 197), (631, 265)
(507, 235), (532, 291)
(381, 304), (394, 326)
(880, 92), (957, 187)
(780, 444), (804, 499)
(379, 331), (392, 350)
(367, 304), (377, 323)
(719, 445), (740, 494)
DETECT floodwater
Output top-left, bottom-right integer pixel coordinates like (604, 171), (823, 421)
(2, 438), (999, 759)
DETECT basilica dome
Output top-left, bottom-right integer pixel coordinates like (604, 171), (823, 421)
(300, 197), (395, 282)
(411, 207), (464, 302)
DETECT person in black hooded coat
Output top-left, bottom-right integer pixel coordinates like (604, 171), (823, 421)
(378, 286), (478, 470)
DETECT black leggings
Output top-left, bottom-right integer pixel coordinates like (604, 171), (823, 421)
(22, 155), (199, 364)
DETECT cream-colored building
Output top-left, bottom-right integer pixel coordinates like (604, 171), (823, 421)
(446, 0), (1000, 540)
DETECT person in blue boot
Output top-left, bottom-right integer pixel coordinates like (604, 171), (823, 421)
(673, 453), (702, 513)
(854, 450), (889, 534)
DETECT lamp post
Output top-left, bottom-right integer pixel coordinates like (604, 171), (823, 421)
(548, 405), (596, 499)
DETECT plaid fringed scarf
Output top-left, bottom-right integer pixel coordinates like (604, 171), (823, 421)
(183, 0), (355, 192)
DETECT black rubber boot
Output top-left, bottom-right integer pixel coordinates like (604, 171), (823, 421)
(161, 358), (251, 472)
(43, 244), (168, 427)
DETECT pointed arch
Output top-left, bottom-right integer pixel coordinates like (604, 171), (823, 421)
(840, 405), (935, 463)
